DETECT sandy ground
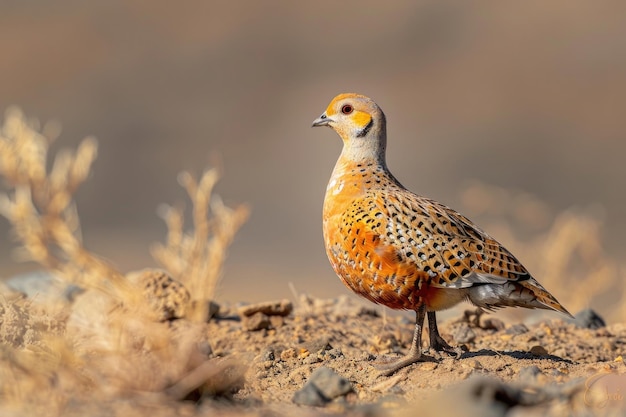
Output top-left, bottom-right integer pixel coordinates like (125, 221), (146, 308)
(206, 295), (625, 417)
(0, 283), (625, 417)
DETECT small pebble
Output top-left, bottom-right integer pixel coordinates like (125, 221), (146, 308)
(529, 345), (548, 356)
(453, 325), (476, 344)
(261, 350), (275, 362)
(269, 315), (285, 328)
(280, 348), (297, 361)
(238, 299), (293, 317)
(572, 309), (605, 329)
(242, 312), (270, 331)
(292, 383), (327, 407)
(482, 318), (505, 331)
(301, 338), (332, 355)
(505, 324), (529, 335)
(311, 367), (352, 399)
(292, 367), (352, 406)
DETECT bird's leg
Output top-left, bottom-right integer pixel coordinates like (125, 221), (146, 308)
(377, 304), (429, 376)
(427, 311), (462, 357)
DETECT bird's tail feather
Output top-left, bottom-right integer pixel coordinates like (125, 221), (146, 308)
(517, 278), (572, 317)
(467, 278), (572, 317)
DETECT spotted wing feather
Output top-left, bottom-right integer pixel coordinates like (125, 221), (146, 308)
(369, 191), (530, 287)
(363, 190), (570, 315)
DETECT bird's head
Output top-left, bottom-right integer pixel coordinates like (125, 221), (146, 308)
(312, 93), (386, 141)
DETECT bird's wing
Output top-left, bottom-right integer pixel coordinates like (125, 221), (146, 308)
(369, 191), (532, 289)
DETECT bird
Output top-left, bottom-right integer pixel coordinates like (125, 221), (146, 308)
(312, 93), (571, 375)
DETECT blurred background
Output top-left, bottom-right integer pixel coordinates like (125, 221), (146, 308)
(1, 1), (624, 318)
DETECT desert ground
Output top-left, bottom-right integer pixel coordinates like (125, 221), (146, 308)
(0, 282), (624, 417)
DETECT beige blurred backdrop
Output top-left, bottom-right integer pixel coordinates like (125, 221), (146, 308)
(1, 1), (625, 305)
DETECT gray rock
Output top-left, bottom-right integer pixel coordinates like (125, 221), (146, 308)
(292, 383), (327, 407)
(453, 325), (476, 344)
(5, 270), (83, 303)
(572, 308), (605, 329)
(310, 366), (352, 399)
(505, 323), (529, 335)
(292, 366), (352, 406)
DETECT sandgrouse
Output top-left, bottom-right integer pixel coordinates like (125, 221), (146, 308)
(312, 93), (571, 375)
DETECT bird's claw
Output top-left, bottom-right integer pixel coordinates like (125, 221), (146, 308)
(374, 351), (436, 377)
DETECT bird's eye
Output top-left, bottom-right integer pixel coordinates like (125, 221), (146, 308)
(341, 104), (353, 115)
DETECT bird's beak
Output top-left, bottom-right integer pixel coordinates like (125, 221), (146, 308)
(312, 113), (332, 127)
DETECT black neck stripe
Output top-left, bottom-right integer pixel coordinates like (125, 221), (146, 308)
(356, 118), (374, 138)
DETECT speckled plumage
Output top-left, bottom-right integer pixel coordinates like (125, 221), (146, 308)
(312, 93), (570, 374)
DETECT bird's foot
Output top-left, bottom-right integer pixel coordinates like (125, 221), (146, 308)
(428, 334), (463, 359)
(375, 349), (435, 377)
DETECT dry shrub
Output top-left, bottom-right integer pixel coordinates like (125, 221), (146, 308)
(460, 181), (625, 322)
(0, 106), (133, 303)
(0, 107), (248, 415)
(151, 168), (249, 316)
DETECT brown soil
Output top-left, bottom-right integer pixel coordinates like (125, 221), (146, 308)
(202, 295), (625, 417)
(1, 291), (625, 417)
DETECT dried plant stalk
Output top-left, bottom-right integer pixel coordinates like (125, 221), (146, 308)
(0, 107), (250, 413)
(151, 168), (249, 308)
(0, 107), (137, 305)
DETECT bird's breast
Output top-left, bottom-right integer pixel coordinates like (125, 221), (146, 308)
(323, 188), (426, 310)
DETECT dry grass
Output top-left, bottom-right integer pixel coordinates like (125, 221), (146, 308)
(460, 181), (626, 323)
(0, 108), (115, 286)
(151, 168), (249, 317)
(0, 107), (248, 415)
